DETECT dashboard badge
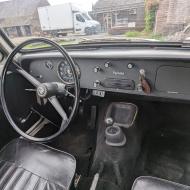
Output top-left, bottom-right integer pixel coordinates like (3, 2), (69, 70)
(45, 61), (53, 70)
(113, 71), (125, 76)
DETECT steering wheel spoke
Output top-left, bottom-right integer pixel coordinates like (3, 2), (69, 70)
(16, 64), (70, 126)
(15, 64), (41, 87)
(48, 96), (68, 121)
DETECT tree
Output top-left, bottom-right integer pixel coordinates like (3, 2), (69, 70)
(145, 0), (159, 32)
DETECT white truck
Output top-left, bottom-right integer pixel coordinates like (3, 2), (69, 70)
(38, 3), (100, 36)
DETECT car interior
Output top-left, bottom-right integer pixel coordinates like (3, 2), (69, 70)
(0, 30), (190, 190)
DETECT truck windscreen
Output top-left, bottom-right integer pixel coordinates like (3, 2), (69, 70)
(82, 13), (91, 21)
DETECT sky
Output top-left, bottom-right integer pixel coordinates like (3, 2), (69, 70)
(0, 0), (98, 11)
(48, 0), (98, 11)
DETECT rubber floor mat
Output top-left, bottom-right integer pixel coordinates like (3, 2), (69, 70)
(138, 129), (190, 186)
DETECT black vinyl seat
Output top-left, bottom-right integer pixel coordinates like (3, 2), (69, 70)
(132, 176), (190, 190)
(0, 138), (76, 190)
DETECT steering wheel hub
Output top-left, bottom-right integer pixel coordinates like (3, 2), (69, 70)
(37, 85), (48, 98)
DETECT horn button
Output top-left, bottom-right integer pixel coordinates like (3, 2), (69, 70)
(37, 84), (48, 98)
(37, 82), (66, 98)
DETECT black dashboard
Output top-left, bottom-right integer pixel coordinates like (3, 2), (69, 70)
(20, 48), (190, 101)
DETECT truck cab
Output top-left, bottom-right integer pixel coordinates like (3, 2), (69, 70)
(74, 12), (100, 35)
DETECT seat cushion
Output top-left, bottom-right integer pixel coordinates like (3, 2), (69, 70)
(132, 176), (190, 190)
(0, 138), (76, 190)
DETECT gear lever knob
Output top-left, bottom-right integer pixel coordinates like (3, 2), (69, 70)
(105, 117), (114, 126)
(105, 126), (126, 147)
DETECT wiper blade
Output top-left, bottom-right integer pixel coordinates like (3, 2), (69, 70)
(79, 38), (129, 44)
(79, 37), (160, 44)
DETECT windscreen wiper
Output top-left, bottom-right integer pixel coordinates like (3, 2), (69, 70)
(79, 37), (161, 44)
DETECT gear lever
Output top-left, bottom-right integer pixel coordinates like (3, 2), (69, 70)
(104, 117), (126, 147)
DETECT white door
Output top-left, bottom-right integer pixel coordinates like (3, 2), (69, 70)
(74, 13), (86, 34)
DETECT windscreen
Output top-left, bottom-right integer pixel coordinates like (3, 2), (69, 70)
(0, 0), (189, 49)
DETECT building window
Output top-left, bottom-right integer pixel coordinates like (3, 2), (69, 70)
(115, 10), (129, 26)
(129, 8), (137, 15)
(23, 25), (32, 36)
(4, 27), (18, 37)
(4, 25), (32, 37)
(16, 26), (22, 37)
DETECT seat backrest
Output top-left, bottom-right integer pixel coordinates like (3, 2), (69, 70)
(132, 176), (190, 190)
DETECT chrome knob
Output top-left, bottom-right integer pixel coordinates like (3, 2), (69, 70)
(105, 117), (114, 126)
(93, 80), (101, 88)
(94, 67), (101, 73)
(104, 62), (111, 68)
(139, 69), (145, 77)
(127, 63), (134, 69)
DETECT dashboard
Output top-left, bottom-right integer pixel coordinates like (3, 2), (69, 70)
(20, 48), (190, 101)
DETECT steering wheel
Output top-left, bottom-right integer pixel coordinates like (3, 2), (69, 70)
(1, 38), (80, 142)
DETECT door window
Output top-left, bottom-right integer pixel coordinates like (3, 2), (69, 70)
(76, 14), (85, 23)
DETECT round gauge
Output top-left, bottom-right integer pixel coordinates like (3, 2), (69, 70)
(57, 60), (80, 85)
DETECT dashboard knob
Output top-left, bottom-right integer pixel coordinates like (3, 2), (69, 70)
(139, 69), (146, 77)
(105, 117), (114, 126)
(93, 80), (101, 88)
(94, 66), (101, 73)
(104, 62), (111, 68)
(127, 63), (134, 69)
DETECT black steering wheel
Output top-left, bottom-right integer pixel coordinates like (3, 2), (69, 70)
(1, 38), (80, 142)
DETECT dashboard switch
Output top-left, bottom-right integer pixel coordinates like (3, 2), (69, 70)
(94, 66), (101, 73)
(93, 80), (101, 88)
(104, 61), (111, 68)
(127, 63), (134, 69)
(139, 69), (146, 77)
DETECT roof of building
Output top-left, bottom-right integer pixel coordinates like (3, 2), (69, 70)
(0, 0), (49, 27)
(93, 0), (145, 13)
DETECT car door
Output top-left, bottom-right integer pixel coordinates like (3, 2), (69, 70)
(74, 13), (86, 34)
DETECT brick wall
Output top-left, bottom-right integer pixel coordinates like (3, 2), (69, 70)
(154, 0), (169, 34)
(155, 0), (190, 35)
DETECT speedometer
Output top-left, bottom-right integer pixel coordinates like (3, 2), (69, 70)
(58, 61), (80, 85)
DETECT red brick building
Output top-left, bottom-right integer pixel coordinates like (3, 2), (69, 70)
(155, 0), (190, 35)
